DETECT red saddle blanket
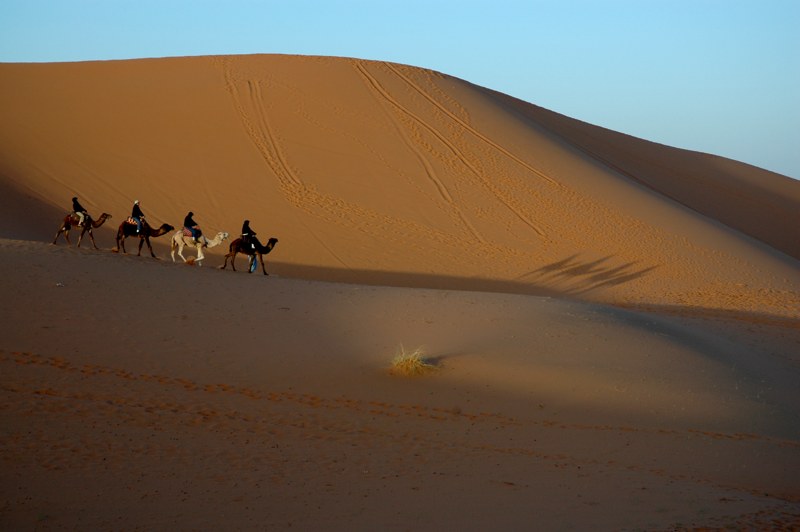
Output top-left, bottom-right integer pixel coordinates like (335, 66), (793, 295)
(125, 217), (138, 225)
(182, 228), (201, 237)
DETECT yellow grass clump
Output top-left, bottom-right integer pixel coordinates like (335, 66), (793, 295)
(390, 346), (437, 376)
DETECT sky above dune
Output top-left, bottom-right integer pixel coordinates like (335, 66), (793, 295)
(1, 0), (798, 179)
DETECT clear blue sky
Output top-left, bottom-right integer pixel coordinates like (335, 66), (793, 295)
(2, 0), (798, 178)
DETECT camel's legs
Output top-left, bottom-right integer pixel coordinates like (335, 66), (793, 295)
(260, 253), (270, 275)
(86, 229), (99, 250)
(219, 250), (233, 270)
(137, 236), (156, 258)
(231, 250), (238, 271)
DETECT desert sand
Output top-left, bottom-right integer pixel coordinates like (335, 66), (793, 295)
(0, 54), (798, 529)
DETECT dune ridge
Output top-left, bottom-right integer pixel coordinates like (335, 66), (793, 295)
(1, 54), (798, 529)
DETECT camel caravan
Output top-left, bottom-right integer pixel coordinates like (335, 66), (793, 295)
(53, 198), (278, 275)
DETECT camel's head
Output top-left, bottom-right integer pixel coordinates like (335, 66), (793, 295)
(100, 213), (112, 219)
(219, 231), (230, 240)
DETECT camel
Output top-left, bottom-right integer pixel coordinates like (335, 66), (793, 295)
(52, 212), (113, 249)
(220, 237), (278, 275)
(111, 219), (175, 258)
(170, 230), (230, 265)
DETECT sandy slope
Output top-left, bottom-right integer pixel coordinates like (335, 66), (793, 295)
(1, 55), (798, 315)
(1, 239), (798, 529)
(1, 55), (799, 529)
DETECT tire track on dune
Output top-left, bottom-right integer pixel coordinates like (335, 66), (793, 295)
(384, 62), (559, 187)
(354, 62), (486, 244)
(355, 61), (546, 238)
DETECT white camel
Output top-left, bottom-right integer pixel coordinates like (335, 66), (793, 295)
(170, 230), (230, 265)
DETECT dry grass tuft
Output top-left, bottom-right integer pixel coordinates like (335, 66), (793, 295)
(390, 345), (436, 377)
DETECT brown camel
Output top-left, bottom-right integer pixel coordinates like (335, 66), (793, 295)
(52, 212), (113, 249)
(220, 237), (278, 275)
(112, 220), (175, 258)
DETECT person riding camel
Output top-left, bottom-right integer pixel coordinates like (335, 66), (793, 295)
(72, 196), (88, 227)
(241, 219), (258, 250)
(131, 200), (145, 234)
(184, 211), (200, 243)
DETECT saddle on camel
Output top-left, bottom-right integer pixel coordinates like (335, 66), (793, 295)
(183, 211), (202, 243)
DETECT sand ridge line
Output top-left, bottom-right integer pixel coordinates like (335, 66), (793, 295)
(354, 60), (547, 238)
(383, 61), (559, 187)
(4, 349), (798, 450)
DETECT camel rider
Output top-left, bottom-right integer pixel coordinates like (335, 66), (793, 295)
(72, 196), (88, 227)
(184, 211), (200, 243)
(242, 219), (258, 250)
(131, 200), (145, 234)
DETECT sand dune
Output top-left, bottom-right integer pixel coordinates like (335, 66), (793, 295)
(1, 55), (798, 529)
(2, 55), (798, 314)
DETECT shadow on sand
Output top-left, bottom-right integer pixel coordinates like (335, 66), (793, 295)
(265, 254), (657, 299)
(516, 254), (659, 295)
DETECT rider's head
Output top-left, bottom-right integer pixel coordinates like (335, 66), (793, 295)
(72, 196), (77, 201)
(188, 211), (193, 216)
(134, 200), (139, 205)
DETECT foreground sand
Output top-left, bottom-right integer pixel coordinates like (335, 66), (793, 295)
(1, 239), (798, 529)
(1, 54), (799, 529)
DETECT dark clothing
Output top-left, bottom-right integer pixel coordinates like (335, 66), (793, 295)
(72, 198), (86, 213)
(131, 203), (144, 233)
(242, 220), (257, 249)
(241, 221), (256, 238)
(184, 213), (199, 240)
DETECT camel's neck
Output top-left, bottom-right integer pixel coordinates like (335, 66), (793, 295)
(92, 216), (108, 228)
